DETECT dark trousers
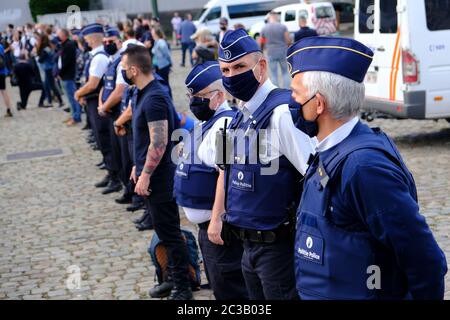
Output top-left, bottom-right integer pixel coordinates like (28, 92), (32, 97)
(86, 98), (117, 175)
(198, 225), (248, 300)
(108, 115), (122, 175)
(155, 65), (170, 84)
(126, 131), (144, 205)
(145, 198), (191, 289)
(118, 133), (133, 198)
(181, 42), (195, 66)
(241, 234), (298, 300)
(18, 86), (32, 109)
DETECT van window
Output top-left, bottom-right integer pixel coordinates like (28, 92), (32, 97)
(228, 1), (276, 19)
(359, 0), (375, 33)
(425, 0), (450, 31)
(195, 8), (207, 21)
(285, 10), (296, 22)
(205, 6), (221, 21)
(299, 10), (308, 19)
(315, 6), (335, 19)
(380, 0), (398, 33)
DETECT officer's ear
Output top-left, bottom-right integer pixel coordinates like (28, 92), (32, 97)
(130, 66), (138, 77)
(316, 93), (326, 115)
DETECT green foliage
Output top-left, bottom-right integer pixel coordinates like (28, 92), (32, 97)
(29, 0), (90, 21)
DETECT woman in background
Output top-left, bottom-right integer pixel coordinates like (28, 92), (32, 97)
(151, 28), (172, 84)
(34, 32), (63, 108)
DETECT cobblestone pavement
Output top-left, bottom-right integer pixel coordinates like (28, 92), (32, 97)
(0, 51), (449, 300)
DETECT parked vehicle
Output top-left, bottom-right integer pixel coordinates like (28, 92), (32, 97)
(194, 0), (293, 34)
(249, 2), (337, 40)
(356, 0), (450, 120)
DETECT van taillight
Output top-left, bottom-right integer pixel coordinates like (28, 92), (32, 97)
(402, 50), (419, 84)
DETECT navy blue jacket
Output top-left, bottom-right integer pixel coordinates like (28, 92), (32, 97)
(294, 27), (319, 43)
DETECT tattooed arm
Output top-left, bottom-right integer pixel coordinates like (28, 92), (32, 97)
(135, 120), (169, 196)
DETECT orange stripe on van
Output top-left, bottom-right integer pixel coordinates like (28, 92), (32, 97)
(392, 43), (402, 101)
(389, 28), (401, 100)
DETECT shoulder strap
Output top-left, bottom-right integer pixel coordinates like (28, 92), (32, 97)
(320, 128), (417, 201)
(92, 51), (108, 59)
(252, 88), (291, 131)
(202, 110), (236, 134)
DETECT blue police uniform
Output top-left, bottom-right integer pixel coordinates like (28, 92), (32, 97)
(218, 29), (314, 300)
(81, 24), (118, 183)
(101, 28), (127, 193)
(174, 62), (248, 300)
(287, 37), (448, 300)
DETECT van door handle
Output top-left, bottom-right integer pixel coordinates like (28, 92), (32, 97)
(377, 46), (385, 52)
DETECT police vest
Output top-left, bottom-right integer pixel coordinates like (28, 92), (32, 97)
(295, 122), (417, 300)
(101, 57), (121, 110)
(174, 109), (235, 210)
(84, 50), (108, 99)
(224, 89), (303, 231)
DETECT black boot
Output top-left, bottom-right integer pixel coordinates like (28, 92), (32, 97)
(102, 177), (122, 195)
(95, 174), (111, 188)
(135, 212), (154, 231)
(115, 194), (133, 204)
(168, 287), (193, 300)
(149, 282), (174, 299)
(133, 210), (149, 224)
(126, 201), (145, 212)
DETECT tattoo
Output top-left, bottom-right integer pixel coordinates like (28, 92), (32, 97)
(143, 120), (168, 175)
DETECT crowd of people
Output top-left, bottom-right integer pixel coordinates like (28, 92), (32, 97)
(0, 10), (447, 302)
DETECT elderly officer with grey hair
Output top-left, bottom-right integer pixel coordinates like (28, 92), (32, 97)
(288, 36), (447, 300)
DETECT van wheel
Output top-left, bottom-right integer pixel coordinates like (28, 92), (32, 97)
(446, 118), (450, 124)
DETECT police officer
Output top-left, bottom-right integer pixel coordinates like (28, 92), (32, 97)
(75, 24), (121, 193)
(287, 36), (448, 300)
(121, 45), (193, 300)
(172, 61), (248, 300)
(209, 29), (315, 300)
(98, 27), (128, 196)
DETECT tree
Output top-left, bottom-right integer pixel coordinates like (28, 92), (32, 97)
(29, 0), (90, 21)
(151, 0), (159, 19)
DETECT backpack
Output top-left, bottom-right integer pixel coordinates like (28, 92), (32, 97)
(148, 228), (201, 290)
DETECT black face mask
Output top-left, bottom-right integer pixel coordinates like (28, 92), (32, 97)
(121, 69), (134, 86)
(222, 62), (261, 102)
(220, 25), (227, 31)
(83, 41), (92, 52)
(295, 95), (319, 138)
(189, 97), (215, 121)
(104, 42), (118, 55)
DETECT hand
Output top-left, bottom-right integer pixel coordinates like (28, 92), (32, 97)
(79, 98), (87, 107)
(208, 218), (224, 246)
(135, 172), (151, 197)
(98, 104), (107, 117)
(116, 126), (126, 137)
(74, 90), (81, 102)
(130, 166), (137, 184)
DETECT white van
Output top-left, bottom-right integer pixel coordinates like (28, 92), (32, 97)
(193, 0), (293, 34)
(355, 0), (450, 120)
(249, 2), (337, 40)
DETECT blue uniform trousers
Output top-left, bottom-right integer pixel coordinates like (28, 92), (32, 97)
(198, 224), (248, 300)
(241, 232), (298, 300)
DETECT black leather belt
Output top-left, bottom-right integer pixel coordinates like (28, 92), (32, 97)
(227, 223), (292, 244)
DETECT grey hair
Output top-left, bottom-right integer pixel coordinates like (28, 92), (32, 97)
(302, 71), (365, 120)
(209, 79), (226, 92)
